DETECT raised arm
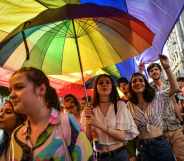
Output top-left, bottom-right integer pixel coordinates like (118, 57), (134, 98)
(159, 55), (179, 96)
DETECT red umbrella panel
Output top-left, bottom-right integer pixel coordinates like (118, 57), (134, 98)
(0, 67), (93, 98)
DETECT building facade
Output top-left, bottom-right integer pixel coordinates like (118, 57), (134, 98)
(166, 11), (184, 77)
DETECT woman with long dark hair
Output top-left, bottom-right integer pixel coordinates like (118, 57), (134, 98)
(0, 100), (26, 160)
(127, 72), (176, 161)
(82, 74), (139, 161)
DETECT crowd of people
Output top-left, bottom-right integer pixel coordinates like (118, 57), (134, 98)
(0, 55), (184, 161)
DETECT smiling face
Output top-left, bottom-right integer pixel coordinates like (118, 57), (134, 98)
(0, 101), (17, 132)
(96, 75), (112, 97)
(131, 75), (145, 94)
(148, 66), (161, 81)
(9, 73), (40, 115)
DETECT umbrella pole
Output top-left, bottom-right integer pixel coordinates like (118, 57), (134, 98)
(21, 31), (30, 60)
(71, 19), (89, 104)
(22, 22), (30, 60)
(72, 20), (98, 161)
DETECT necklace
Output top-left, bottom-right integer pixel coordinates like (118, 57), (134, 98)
(99, 102), (111, 116)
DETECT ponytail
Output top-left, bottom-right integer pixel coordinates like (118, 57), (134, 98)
(45, 86), (60, 111)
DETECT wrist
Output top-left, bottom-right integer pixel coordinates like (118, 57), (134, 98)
(164, 66), (171, 70)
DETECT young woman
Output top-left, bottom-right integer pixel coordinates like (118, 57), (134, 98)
(9, 67), (92, 161)
(127, 72), (176, 161)
(64, 94), (81, 123)
(0, 100), (26, 161)
(82, 74), (139, 161)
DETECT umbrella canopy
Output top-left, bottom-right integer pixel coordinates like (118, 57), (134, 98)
(0, 1), (46, 33)
(0, 3), (154, 75)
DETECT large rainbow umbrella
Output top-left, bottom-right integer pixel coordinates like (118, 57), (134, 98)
(0, 3), (153, 74)
(1, 0), (183, 78)
(0, 3), (154, 99)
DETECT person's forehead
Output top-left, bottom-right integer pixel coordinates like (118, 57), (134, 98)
(120, 82), (128, 86)
(64, 96), (74, 101)
(9, 73), (27, 85)
(150, 66), (160, 70)
(98, 76), (111, 81)
(132, 75), (144, 80)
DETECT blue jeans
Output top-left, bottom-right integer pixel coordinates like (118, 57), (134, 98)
(137, 136), (175, 161)
(95, 147), (129, 161)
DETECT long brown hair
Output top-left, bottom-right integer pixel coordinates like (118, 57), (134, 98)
(129, 72), (155, 104)
(92, 74), (120, 107)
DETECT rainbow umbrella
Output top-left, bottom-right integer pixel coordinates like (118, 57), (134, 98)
(0, 3), (153, 99)
(0, 3), (153, 74)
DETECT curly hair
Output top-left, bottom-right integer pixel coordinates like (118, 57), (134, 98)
(129, 73), (156, 104)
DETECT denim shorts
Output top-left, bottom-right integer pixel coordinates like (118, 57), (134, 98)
(137, 136), (175, 161)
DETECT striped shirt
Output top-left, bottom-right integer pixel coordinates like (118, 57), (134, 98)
(151, 82), (182, 131)
(127, 92), (167, 135)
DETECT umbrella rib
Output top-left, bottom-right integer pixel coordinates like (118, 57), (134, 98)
(36, 23), (67, 70)
(75, 18), (122, 66)
(60, 21), (71, 73)
(36, 21), (73, 38)
(94, 18), (123, 59)
(75, 19), (94, 37)
(77, 19), (97, 35)
(95, 17), (139, 57)
(35, 0), (49, 8)
(72, 19), (104, 66)
(0, 29), (8, 33)
(39, 23), (69, 37)
(79, 24), (105, 67)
